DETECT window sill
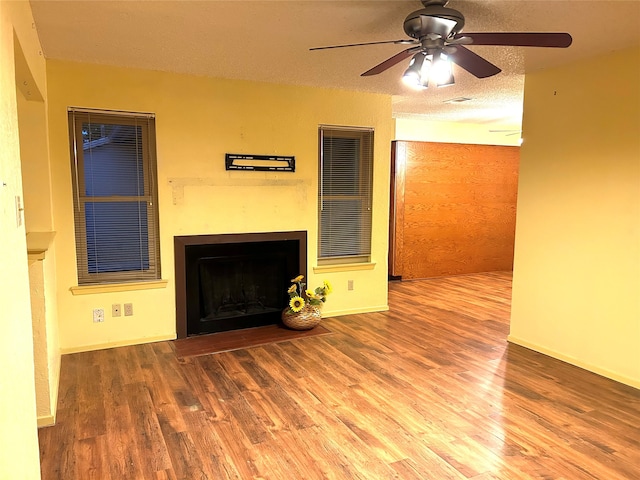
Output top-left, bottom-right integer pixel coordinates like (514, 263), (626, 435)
(313, 262), (376, 274)
(70, 279), (168, 296)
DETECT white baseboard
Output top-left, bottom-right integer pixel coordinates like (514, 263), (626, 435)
(60, 334), (176, 354)
(37, 414), (55, 428)
(322, 304), (389, 318)
(507, 335), (640, 390)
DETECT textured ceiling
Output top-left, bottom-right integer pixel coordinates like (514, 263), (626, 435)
(29, 0), (640, 128)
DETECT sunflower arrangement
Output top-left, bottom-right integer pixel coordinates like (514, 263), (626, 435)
(286, 274), (332, 313)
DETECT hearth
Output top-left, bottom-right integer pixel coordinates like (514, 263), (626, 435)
(174, 231), (306, 338)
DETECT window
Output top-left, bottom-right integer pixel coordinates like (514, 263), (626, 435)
(68, 109), (160, 284)
(318, 126), (374, 264)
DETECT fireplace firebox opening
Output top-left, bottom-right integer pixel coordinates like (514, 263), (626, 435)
(174, 231), (307, 338)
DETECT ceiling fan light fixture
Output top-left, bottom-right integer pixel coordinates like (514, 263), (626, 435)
(402, 52), (428, 89)
(403, 51), (454, 89)
(431, 52), (454, 87)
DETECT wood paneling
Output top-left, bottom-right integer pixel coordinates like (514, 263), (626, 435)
(389, 141), (406, 277)
(39, 272), (640, 480)
(390, 141), (519, 279)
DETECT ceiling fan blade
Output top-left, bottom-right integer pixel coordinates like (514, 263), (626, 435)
(310, 39), (417, 51)
(361, 47), (422, 76)
(454, 32), (573, 48)
(448, 45), (501, 78)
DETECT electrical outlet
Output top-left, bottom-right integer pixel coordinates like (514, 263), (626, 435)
(348, 279), (354, 291)
(124, 303), (133, 316)
(93, 308), (104, 323)
(112, 304), (121, 317)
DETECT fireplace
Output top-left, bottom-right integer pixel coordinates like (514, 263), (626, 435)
(174, 231), (306, 338)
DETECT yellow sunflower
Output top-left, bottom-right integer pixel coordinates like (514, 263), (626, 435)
(289, 296), (305, 312)
(291, 274), (304, 283)
(305, 289), (315, 298)
(323, 280), (333, 295)
(287, 284), (297, 294)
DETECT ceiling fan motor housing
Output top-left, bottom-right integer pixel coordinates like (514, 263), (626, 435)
(403, 6), (465, 40)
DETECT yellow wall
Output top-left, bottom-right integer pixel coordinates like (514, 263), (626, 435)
(42, 240), (60, 422)
(18, 90), (53, 231)
(18, 69), (60, 426)
(510, 46), (640, 388)
(0, 0), (45, 478)
(395, 117), (521, 146)
(26, 239), (60, 427)
(46, 60), (394, 352)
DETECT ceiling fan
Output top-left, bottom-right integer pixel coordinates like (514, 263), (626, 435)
(310, 0), (572, 88)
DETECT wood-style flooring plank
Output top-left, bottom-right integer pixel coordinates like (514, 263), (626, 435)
(174, 324), (332, 358)
(39, 272), (640, 479)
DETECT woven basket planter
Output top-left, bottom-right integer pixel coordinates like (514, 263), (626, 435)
(281, 304), (322, 330)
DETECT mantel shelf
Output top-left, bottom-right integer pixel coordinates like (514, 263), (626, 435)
(26, 231), (56, 263)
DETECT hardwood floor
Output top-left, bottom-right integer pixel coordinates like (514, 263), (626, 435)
(38, 272), (640, 479)
(173, 324), (332, 358)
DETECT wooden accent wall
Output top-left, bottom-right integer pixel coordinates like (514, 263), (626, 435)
(390, 141), (519, 279)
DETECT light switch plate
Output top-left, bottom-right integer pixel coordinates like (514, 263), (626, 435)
(15, 196), (23, 227)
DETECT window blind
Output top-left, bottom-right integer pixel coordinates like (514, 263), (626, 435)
(318, 126), (374, 262)
(68, 109), (161, 284)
